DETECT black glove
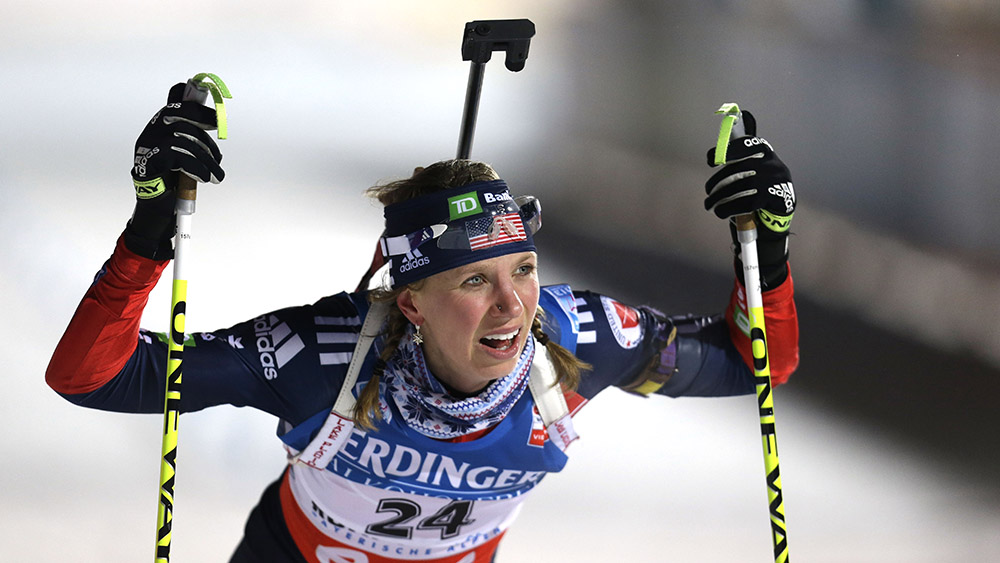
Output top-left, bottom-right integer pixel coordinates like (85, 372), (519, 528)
(124, 82), (224, 260)
(704, 110), (794, 287)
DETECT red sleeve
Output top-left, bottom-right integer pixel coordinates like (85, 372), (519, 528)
(725, 266), (799, 386)
(46, 236), (169, 394)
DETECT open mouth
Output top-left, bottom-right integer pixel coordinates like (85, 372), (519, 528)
(479, 328), (520, 351)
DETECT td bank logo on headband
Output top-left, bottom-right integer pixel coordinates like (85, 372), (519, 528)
(448, 191), (483, 220)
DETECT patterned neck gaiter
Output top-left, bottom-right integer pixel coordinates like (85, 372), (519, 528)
(380, 326), (535, 439)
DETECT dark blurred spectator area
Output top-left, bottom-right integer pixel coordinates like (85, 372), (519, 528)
(508, 0), (1000, 494)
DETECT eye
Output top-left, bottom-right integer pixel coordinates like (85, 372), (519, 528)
(463, 274), (485, 286)
(516, 263), (536, 276)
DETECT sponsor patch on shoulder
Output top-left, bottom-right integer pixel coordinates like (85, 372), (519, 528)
(599, 295), (643, 349)
(541, 284), (579, 333)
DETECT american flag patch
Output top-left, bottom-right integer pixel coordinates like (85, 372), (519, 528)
(467, 212), (527, 250)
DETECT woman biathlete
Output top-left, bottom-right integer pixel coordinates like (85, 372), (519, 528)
(47, 82), (799, 562)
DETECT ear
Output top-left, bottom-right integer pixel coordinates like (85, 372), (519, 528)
(395, 289), (424, 326)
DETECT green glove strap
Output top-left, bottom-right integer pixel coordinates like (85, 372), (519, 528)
(714, 102), (741, 165)
(191, 72), (232, 139)
(758, 209), (794, 233)
(134, 177), (167, 200)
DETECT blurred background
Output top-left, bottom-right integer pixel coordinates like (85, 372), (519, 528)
(3, 1), (999, 561)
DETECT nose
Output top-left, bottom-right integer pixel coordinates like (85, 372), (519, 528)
(492, 279), (524, 318)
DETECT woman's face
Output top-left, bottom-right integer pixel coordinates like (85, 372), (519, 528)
(397, 251), (540, 395)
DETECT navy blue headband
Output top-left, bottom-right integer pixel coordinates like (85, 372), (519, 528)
(381, 179), (539, 288)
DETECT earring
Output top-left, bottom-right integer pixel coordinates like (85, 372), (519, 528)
(411, 324), (424, 345)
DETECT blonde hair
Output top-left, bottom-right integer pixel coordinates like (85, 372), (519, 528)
(352, 159), (590, 430)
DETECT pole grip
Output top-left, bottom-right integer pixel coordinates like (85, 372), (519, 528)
(733, 213), (756, 232)
(177, 175), (198, 201)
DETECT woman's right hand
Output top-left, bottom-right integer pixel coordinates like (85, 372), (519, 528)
(124, 82), (225, 260)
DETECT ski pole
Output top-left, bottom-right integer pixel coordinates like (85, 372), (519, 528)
(155, 72), (232, 563)
(456, 18), (535, 159)
(714, 103), (790, 563)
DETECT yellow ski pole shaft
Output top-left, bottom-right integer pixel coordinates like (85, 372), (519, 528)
(155, 73), (231, 563)
(715, 103), (789, 563)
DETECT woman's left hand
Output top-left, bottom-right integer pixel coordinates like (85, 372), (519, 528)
(703, 110), (795, 234)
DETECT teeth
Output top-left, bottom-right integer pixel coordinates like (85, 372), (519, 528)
(483, 328), (519, 341)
